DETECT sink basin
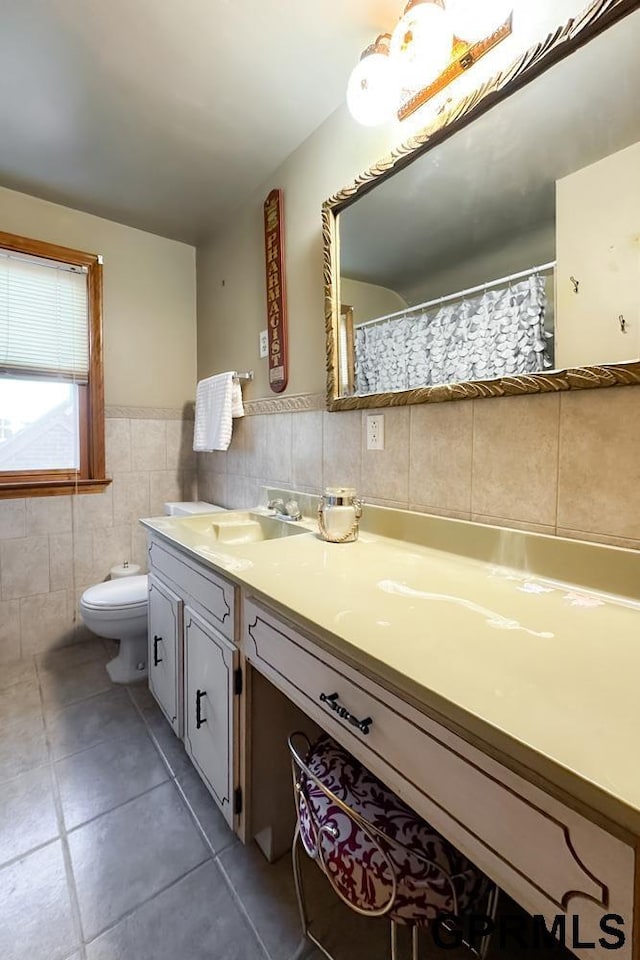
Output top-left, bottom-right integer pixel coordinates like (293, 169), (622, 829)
(172, 511), (308, 545)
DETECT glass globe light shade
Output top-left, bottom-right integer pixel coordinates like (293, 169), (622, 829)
(389, 2), (454, 91)
(346, 50), (400, 127)
(447, 0), (513, 42)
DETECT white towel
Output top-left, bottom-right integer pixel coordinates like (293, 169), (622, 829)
(193, 373), (244, 452)
(231, 380), (244, 418)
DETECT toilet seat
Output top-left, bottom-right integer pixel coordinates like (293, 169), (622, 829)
(80, 574), (148, 614)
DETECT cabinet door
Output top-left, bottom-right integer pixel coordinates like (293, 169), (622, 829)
(184, 607), (237, 828)
(148, 577), (183, 736)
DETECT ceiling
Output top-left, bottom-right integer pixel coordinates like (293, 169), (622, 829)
(0, 0), (399, 244)
(339, 9), (640, 303)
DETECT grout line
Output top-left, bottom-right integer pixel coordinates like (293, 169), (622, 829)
(215, 854), (272, 960)
(125, 686), (225, 856)
(63, 779), (172, 837)
(48, 723), (146, 766)
(125, 685), (270, 957)
(469, 398), (476, 517)
(34, 657), (88, 960)
(0, 834), (62, 874)
(0, 753), (51, 789)
(170, 774), (222, 859)
(554, 392), (563, 536)
(41, 682), (115, 717)
(126, 687), (240, 856)
(125, 686), (185, 779)
(84, 857), (212, 947)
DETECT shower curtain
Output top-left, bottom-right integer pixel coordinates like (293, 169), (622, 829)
(354, 275), (552, 395)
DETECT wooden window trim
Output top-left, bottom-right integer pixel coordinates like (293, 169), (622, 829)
(0, 230), (109, 498)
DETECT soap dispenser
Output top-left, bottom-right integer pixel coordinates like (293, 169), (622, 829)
(317, 487), (363, 543)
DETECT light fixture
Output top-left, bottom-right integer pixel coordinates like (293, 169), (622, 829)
(347, 0), (513, 126)
(389, 1), (454, 91)
(447, 0), (513, 42)
(346, 34), (400, 127)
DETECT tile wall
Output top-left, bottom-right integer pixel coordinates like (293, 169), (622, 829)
(3, 385), (637, 664)
(0, 413), (195, 663)
(197, 385), (640, 551)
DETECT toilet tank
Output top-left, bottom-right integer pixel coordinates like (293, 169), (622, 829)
(164, 501), (226, 516)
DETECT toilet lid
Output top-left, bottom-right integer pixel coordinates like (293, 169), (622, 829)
(81, 574), (148, 610)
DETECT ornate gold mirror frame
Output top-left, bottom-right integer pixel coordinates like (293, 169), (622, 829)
(324, 0), (640, 412)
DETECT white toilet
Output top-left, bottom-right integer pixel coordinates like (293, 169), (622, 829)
(79, 501), (225, 683)
(80, 575), (150, 683)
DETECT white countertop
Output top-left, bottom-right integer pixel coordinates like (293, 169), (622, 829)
(141, 507), (640, 834)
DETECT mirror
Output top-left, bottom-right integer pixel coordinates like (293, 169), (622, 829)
(325, 0), (640, 409)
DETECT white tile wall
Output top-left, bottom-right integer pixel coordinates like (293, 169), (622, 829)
(0, 415), (195, 663)
(197, 388), (640, 553)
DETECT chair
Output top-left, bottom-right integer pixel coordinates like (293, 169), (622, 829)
(288, 732), (499, 960)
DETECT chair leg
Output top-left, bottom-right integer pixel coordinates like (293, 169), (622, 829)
(391, 922), (420, 960)
(391, 920), (400, 960)
(412, 925), (420, 960)
(477, 885), (500, 960)
(291, 824), (337, 960)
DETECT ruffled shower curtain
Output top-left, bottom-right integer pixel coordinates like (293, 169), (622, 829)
(354, 275), (552, 395)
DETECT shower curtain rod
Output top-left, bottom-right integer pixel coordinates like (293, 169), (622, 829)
(354, 260), (557, 330)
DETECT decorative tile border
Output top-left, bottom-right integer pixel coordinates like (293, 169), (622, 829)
(243, 393), (325, 416)
(105, 404), (195, 420)
(106, 395), (325, 420)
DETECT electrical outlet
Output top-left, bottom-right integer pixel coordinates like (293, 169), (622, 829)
(259, 329), (268, 359)
(366, 414), (384, 450)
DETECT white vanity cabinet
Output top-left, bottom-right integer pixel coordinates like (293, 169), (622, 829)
(242, 596), (636, 960)
(147, 576), (183, 735)
(183, 609), (238, 827)
(147, 536), (240, 827)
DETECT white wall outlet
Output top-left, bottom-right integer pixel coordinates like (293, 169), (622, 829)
(259, 329), (268, 359)
(366, 414), (384, 451)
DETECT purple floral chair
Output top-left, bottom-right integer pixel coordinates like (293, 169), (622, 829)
(289, 732), (498, 960)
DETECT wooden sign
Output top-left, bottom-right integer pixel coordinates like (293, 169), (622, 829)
(263, 188), (288, 393)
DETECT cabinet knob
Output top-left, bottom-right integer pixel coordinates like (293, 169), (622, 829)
(319, 691), (373, 736)
(196, 689), (207, 729)
(153, 635), (163, 666)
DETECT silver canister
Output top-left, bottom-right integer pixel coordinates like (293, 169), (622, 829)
(317, 487), (363, 543)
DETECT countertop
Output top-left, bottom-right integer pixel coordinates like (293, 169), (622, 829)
(140, 506), (640, 837)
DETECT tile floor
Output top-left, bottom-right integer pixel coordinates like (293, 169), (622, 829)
(1, 639), (571, 960)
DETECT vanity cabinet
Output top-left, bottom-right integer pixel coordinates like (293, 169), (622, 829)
(183, 608), (238, 828)
(242, 596), (636, 960)
(147, 537), (240, 827)
(147, 576), (182, 735)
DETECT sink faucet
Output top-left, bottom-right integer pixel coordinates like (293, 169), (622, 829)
(267, 498), (302, 521)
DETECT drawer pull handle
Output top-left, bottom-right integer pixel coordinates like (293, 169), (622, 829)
(196, 689), (207, 729)
(319, 692), (372, 736)
(153, 636), (163, 666)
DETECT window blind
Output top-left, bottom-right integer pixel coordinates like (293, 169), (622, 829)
(0, 249), (89, 382)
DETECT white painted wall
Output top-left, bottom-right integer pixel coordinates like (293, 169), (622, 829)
(340, 277), (407, 326)
(197, 0), (590, 399)
(556, 140), (640, 368)
(0, 186), (197, 409)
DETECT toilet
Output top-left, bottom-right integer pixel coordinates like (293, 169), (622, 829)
(80, 575), (150, 683)
(79, 501), (225, 683)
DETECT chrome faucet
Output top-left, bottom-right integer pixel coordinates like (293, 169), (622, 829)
(267, 498), (302, 521)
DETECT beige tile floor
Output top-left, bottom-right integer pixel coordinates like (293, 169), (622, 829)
(0, 638), (572, 960)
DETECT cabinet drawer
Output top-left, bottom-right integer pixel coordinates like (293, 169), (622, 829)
(148, 537), (235, 640)
(243, 598), (634, 960)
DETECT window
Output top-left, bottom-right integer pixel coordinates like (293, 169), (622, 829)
(0, 231), (107, 498)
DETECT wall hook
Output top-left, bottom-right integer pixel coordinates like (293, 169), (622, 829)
(619, 314), (627, 333)
(570, 276), (579, 294)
